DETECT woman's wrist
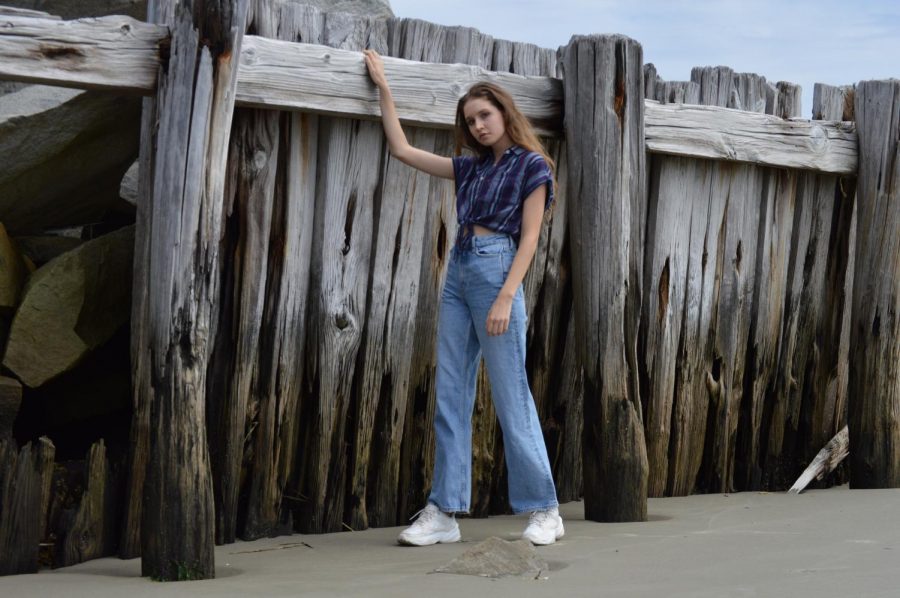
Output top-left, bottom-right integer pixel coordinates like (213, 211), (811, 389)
(498, 286), (516, 301)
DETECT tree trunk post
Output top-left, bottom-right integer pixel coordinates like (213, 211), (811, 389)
(848, 80), (900, 488)
(562, 34), (648, 522)
(138, 0), (248, 580)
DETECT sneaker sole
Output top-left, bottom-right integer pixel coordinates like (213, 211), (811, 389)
(524, 521), (565, 546)
(397, 527), (461, 546)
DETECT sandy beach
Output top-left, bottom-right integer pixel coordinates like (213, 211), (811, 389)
(2, 486), (897, 598)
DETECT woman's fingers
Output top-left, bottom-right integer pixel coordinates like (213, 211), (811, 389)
(486, 315), (509, 336)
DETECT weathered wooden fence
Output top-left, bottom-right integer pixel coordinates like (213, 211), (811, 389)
(1, 0), (897, 581)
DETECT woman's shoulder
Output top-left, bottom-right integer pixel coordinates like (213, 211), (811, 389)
(517, 149), (551, 172)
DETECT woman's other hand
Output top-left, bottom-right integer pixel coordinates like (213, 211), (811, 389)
(363, 49), (388, 88)
(486, 294), (513, 336)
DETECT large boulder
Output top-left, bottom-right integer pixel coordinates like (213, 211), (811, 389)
(0, 222), (29, 315)
(0, 377), (22, 439)
(2, 225), (134, 388)
(0, 86), (141, 234)
(0, 1), (146, 20)
(12, 235), (84, 268)
(1, 1), (395, 20)
(301, 0), (393, 18)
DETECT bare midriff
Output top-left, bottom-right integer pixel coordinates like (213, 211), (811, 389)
(471, 223), (496, 236)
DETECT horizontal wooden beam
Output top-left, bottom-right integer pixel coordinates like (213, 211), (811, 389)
(0, 14), (165, 93)
(644, 102), (858, 174)
(235, 36), (564, 136)
(0, 13), (859, 175)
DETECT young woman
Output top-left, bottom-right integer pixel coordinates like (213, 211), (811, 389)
(363, 49), (563, 546)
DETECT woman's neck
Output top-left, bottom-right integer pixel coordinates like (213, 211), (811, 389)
(491, 136), (514, 163)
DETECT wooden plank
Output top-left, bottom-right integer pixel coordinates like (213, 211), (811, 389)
(848, 79), (900, 488)
(236, 35), (562, 136)
(0, 14), (165, 92)
(644, 102), (857, 174)
(564, 34), (648, 522)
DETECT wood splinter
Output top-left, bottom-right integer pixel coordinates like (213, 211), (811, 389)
(788, 425), (849, 494)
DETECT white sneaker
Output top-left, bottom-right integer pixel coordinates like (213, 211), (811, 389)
(397, 503), (461, 546)
(522, 507), (564, 545)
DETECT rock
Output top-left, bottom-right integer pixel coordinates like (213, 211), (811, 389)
(0, 1), (146, 20)
(0, 6), (58, 18)
(2, 225), (134, 388)
(434, 536), (549, 578)
(0, 377), (23, 439)
(0, 86), (141, 234)
(119, 161), (139, 206)
(0, 222), (29, 315)
(1, 1), (394, 21)
(12, 235), (85, 267)
(300, 0), (394, 19)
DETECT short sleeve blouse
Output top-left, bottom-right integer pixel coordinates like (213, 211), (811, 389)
(451, 145), (554, 248)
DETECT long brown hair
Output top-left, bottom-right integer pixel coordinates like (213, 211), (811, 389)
(454, 82), (556, 181)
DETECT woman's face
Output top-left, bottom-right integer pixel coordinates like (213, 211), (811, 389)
(463, 97), (508, 148)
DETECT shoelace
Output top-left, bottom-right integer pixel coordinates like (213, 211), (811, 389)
(409, 505), (439, 524)
(528, 510), (553, 525)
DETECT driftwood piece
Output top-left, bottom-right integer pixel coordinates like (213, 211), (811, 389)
(564, 34), (648, 522)
(137, 0), (248, 581)
(848, 79), (900, 488)
(0, 437), (55, 576)
(789, 426), (849, 494)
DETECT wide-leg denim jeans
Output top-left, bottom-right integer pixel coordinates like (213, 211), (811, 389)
(428, 233), (558, 514)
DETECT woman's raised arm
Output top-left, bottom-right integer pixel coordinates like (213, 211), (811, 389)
(364, 49), (454, 180)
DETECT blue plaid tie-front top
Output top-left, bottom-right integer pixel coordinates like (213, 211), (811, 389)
(451, 145), (554, 249)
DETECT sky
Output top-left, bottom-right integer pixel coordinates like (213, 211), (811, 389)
(387, 0), (899, 119)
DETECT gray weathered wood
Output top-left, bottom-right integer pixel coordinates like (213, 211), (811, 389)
(644, 102), (857, 174)
(138, 0), (248, 580)
(61, 440), (115, 566)
(0, 14), (165, 92)
(0, 15), (859, 175)
(236, 35), (562, 136)
(564, 34), (648, 522)
(848, 79), (900, 488)
(0, 437), (55, 576)
(237, 0), (318, 543)
(789, 425), (849, 494)
(119, 0), (172, 563)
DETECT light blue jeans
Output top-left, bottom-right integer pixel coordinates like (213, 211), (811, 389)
(428, 233), (558, 514)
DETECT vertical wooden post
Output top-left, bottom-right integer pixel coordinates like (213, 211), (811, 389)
(848, 80), (900, 488)
(0, 438), (54, 575)
(563, 34), (648, 521)
(138, 0), (248, 580)
(120, 0), (173, 560)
